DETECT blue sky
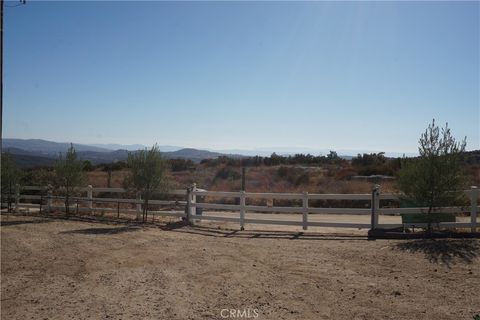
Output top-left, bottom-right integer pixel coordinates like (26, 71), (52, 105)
(4, 1), (479, 153)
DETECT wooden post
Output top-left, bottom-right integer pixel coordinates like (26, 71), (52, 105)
(14, 183), (19, 213)
(302, 192), (308, 230)
(186, 186), (192, 224)
(471, 186), (478, 233)
(40, 193), (43, 215)
(87, 185), (93, 214)
(241, 167), (246, 191)
(136, 191), (142, 220)
(47, 185), (52, 213)
(240, 191), (246, 230)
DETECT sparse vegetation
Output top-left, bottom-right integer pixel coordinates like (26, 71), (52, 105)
(214, 166), (241, 181)
(1, 153), (23, 212)
(123, 144), (170, 222)
(169, 158), (194, 172)
(397, 120), (469, 223)
(53, 144), (86, 215)
(22, 168), (55, 186)
(5, 139), (479, 207)
(351, 152), (401, 176)
(83, 160), (94, 172)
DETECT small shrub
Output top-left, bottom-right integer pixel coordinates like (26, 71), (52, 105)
(215, 167), (241, 181)
(295, 173), (310, 186)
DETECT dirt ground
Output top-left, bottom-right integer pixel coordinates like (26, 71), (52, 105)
(1, 215), (479, 320)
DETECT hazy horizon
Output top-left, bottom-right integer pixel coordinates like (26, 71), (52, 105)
(0, 136), (444, 157)
(4, 1), (479, 152)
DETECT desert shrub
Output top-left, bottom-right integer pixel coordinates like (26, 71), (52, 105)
(83, 160), (94, 172)
(352, 153), (387, 167)
(214, 167), (241, 181)
(335, 167), (358, 180)
(95, 161), (128, 171)
(277, 166), (291, 178)
(169, 158), (194, 172)
(22, 168), (54, 186)
(110, 161), (128, 171)
(468, 165), (480, 186)
(295, 173), (310, 186)
(352, 153), (401, 176)
(276, 166), (305, 185)
(240, 156), (264, 167)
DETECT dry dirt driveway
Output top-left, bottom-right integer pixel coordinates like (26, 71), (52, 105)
(1, 215), (479, 320)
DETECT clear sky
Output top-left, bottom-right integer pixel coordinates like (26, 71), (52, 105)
(4, 1), (479, 153)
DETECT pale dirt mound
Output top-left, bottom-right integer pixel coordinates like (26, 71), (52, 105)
(1, 215), (479, 320)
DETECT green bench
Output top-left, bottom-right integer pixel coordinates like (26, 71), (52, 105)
(401, 213), (456, 232)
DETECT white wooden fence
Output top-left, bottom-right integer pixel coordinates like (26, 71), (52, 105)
(3, 184), (479, 232)
(2, 185), (188, 219)
(188, 186), (479, 231)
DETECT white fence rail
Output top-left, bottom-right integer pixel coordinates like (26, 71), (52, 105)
(2, 185), (188, 220)
(188, 186), (479, 231)
(2, 185), (479, 232)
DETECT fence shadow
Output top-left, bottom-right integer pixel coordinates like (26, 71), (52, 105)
(395, 239), (480, 267)
(0, 218), (52, 227)
(61, 226), (142, 235)
(160, 219), (190, 231)
(170, 224), (368, 241)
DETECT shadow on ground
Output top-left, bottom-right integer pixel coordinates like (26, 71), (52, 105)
(395, 239), (480, 267)
(169, 224), (368, 241)
(61, 226), (142, 235)
(0, 214), (376, 241)
(160, 219), (190, 231)
(0, 218), (52, 227)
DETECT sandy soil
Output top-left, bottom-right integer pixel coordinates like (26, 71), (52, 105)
(1, 215), (479, 320)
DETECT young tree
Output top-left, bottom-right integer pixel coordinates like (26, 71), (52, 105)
(54, 144), (85, 215)
(1, 153), (22, 212)
(397, 120), (468, 222)
(124, 144), (169, 222)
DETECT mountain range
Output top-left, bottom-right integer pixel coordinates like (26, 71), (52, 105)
(2, 138), (420, 168)
(2, 139), (228, 168)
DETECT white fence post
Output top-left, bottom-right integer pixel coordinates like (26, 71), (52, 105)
(371, 185), (380, 230)
(186, 187), (192, 223)
(375, 185), (380, 228)
(136, 191), (142, 220)
(240, 191), (246, 230)
(471, 186), (478, 233)
(14, 184), (20, 213)
(302, 191), (308, 230)
(87, 185), (93, 214)
(190, 183), (197, 219)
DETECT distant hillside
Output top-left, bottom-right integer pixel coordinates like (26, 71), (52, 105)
(89, 144), (183, 152)
(76, 148), (230, 164)
(3, 139), (111, 155)
(165, 148), (225, 162)
(2, 139), (235, 168)
(9, 153), (56, 168)
(88, 143), (148, 151)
